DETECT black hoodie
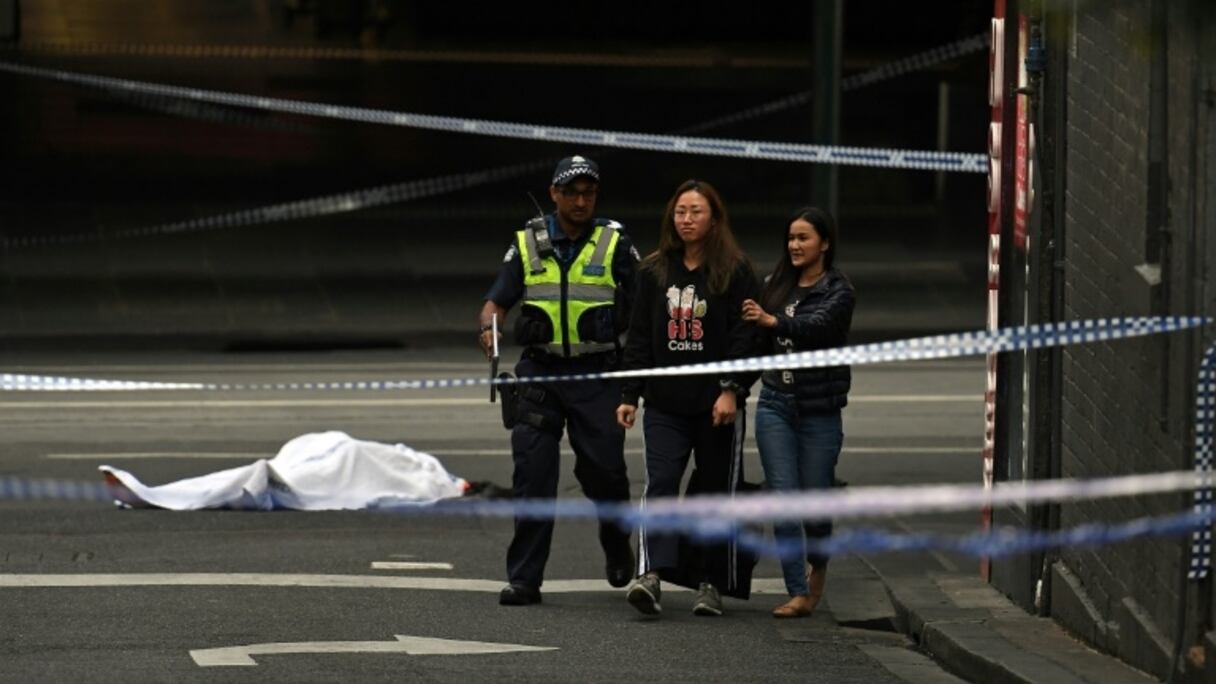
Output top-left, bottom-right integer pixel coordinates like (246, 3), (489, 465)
(620, 255), (760, 414)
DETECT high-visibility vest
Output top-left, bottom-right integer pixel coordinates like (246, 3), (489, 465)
(517, 222), (620, 357)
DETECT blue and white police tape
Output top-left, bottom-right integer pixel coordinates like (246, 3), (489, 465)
(1190, 343), (1216, 579)
(413, 469), (1211, 527)
(104, 86), (315, 135)
(6, 31), (987, 78)
(333, 468), (1216, 563)
(0, 61), (986, 173)
(749, 508), (1216, 561)
(684, 32), (989, 135)
(0, 469), (1211, 561)
(0, 315), (1208, 564)
(0, 34), (987, 248)
(0, 375), (206, 392)
(3, 316), (1203, 393)
(3, 41), (805, 67)
(0, 159), (549, 249)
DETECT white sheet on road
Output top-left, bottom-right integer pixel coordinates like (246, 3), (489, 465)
(99, 431), (467, 510)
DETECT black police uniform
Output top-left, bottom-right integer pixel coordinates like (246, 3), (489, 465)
(484, 213), (640, 595)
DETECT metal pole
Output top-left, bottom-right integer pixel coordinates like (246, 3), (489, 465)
(812, 0), (842, 218)
(936, 81), (951, 241)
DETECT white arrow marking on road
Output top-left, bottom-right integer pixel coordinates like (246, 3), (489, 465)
(190, 634), (557, 667)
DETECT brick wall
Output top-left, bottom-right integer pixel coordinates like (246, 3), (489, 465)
(1046, 0), (1215, 677)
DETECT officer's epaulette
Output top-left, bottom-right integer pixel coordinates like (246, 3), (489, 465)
(595, 218), (625, 233)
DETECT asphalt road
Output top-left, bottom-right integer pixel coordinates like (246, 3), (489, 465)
(0, 347), (982, 682)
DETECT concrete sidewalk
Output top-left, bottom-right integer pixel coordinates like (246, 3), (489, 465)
(858, 553), (1159, 684)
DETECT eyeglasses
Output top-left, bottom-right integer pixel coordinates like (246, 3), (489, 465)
(559, 187), (597, 200)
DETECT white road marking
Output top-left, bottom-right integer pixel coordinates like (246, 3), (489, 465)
(370, 562), (454, 571)
(45, 446), (975, 460)
(847, 395), (979, 403)
(45, 452), (270, 460)
(843, 446), (976, 455)
(190, 634), (557, 667)
(1, 362), (487, 373)
(427, 447), (977, 456)
(1, 394), (978, 410)
(1, 398), (494, 409)
(0, 573), (787, 594)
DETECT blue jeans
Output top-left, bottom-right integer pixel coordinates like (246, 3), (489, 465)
(754, 386), (843, 596)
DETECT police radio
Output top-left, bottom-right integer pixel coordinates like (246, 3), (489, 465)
(526, 192), (554, 260)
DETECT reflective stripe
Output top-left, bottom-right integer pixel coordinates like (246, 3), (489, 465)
(523, 226), (546, 274)
(566, 283), (615, 301)
(587, 224), (616, 270)
(526, 283), (613, 301)
(524, 284), (562, 301)
(545, 341), (616, 355)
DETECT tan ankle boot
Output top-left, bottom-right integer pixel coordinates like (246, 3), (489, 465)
(772, 594), (813, 618)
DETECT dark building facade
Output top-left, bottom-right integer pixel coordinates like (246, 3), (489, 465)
(989, 1), (1216, 679)
(0, 1), (991, 349)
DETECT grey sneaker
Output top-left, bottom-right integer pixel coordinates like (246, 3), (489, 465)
(627, 572), (662, 616)
(692, 582), (723, 616)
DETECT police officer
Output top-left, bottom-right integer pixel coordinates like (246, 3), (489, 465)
(478, 155), (639, 606)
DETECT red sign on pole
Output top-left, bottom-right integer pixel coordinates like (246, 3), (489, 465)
(1013, 13), (1031, 253)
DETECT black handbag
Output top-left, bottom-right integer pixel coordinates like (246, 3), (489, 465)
(657, 470), (763, 600)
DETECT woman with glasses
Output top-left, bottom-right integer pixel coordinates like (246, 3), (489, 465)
(740, 206), (855, 618)
(616, 179), (760, 618)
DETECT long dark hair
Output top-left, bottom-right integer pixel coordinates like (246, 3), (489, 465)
(641, 179), (747, 295)
(759, 206), (838, 313)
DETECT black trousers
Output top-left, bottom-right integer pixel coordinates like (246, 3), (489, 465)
(506, 353), (632, 590)
(637, 405), (744, 580)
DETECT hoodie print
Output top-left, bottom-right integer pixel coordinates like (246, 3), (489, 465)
(665, 284), (708, 351)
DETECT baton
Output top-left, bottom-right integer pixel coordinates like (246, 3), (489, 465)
(489, 315), (500, 403)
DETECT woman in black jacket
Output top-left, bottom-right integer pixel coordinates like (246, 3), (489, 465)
(741, 206), (855, 618)
(616, 179), (760, 618)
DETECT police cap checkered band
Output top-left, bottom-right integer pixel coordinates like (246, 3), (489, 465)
(551, 155), (600, 186)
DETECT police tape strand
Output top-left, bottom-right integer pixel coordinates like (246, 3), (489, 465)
(3, 42), (807, 68)
(106, 87), (316, 135)
(0, 33), (987, 249)
(1190, 343), (1216, 578)
(0, 470), (1212, 561)
(1, 43), (1207, 563)
(4, 32), (988, 79)
(682, 32), (989, 135)
(745, 508), (1216, 561)
(1, 316), (1206, 393)
(0, 316), (1211, 562)
(10, 32), (988, 130)
(0, 61), (986, 173)
(0, 159), (549, 248)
